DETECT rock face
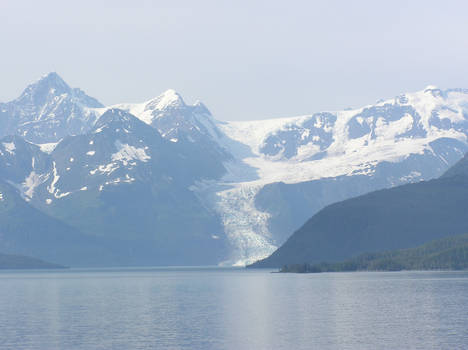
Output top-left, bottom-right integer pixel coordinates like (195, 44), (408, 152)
(249, 152), (468, 268)
(1, 74), (468, 266)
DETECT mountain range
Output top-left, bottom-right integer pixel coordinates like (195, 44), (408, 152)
(1, 73), (468, 266)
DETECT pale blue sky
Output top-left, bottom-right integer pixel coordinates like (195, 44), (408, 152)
(1, 0), (468, 120)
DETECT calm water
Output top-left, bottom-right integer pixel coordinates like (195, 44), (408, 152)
(0, 268), (467, 350)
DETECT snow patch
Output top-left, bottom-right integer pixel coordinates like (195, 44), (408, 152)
(152, 89), (183, 110)
(374, 114), (414, 140)
(111, 140), (150, 165)
(101, 163), (119, 174)
(437, 108), (465, 123)
(102, 175), (136, 187)
(47, 161), (70, 199)
(47, 162), (59, 194)
(22, 171), (49, 199)
(38, 142), (58, 154)
(399, 171), (422, 182)
(2, 142), (16, 155)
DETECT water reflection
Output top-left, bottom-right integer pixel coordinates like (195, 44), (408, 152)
(0, 269), (467, 350)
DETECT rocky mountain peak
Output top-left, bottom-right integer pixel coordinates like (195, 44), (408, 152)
(145, 89), (185, 111)
(16, 72), (71, 105)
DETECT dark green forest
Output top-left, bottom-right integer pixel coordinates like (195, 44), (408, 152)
(280, 233), (468, 273)
(0, 252), (66, 269)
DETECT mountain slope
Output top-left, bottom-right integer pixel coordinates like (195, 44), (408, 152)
(279, 233), (468, 272)
(0, 252), (66, 269)
(0, 178), (226, 267)
(441, 152), (468, 179)
(249, 153), (468, 268)
(0, 109), (229, 266)
(0, 180), (120, 266)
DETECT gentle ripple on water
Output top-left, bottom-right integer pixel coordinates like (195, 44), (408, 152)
(0, 268), (467, 350)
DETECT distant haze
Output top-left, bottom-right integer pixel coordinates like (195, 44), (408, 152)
(1, 0), (468, 121)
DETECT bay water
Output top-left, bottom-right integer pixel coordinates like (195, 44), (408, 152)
(1, 268), (467, 349)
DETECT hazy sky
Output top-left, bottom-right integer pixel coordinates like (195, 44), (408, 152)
(1, 0), (468, 121)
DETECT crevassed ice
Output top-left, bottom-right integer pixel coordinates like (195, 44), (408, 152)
(193, 180), (276, 266)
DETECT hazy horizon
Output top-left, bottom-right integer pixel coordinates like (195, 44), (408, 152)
(1, 0), (468, 121)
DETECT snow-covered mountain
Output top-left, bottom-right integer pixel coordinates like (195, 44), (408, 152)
(0, 72), (102, 143)
(110, 89), (223, 144)
(102, 89), (231, 171)
(204, 86), (468, 264)
(1, 74), (468, 266)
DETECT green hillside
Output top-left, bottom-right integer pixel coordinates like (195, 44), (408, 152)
(280, 233), (468, 272)
(0, 252), (66, 269)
